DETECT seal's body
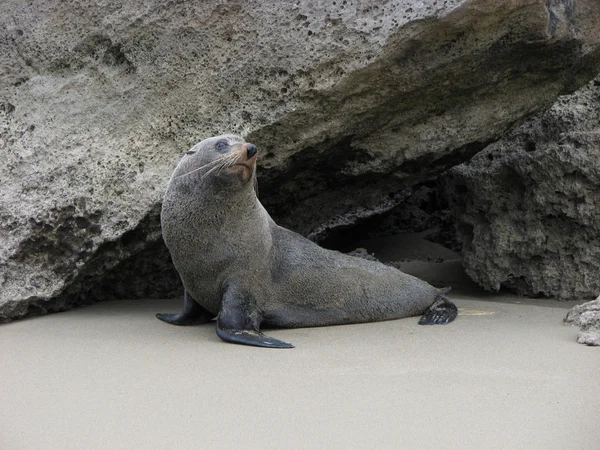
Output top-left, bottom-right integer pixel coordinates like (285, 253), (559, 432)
(158, 135), (457, 348)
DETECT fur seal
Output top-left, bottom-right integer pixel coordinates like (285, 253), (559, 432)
(157, 135), (457, 348)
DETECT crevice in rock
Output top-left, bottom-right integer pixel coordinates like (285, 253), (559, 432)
(316, 180), (460, 253)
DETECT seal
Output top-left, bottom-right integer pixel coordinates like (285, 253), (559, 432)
(157, 135), (458, 348)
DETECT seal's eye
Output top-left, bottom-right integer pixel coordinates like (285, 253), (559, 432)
(215, 140), (229, 152)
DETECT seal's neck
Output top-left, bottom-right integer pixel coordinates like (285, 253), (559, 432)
(204, 177), (256, 209)
(178, 173), (263, 226)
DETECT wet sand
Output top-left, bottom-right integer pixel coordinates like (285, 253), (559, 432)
(1, 293), (598, 449)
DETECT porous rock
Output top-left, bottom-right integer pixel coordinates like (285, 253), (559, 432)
(564, 298), (600, 346)
(442, 76), (600, 299)
(2, 0), (600, 321)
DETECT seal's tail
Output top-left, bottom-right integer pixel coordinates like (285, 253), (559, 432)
(418, 286), (458, 325)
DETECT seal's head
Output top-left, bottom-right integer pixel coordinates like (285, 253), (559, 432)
(174, 134), (258, 187)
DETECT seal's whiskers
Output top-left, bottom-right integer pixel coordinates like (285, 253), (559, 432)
(178, 155), (230, 179)
(215, 152), (241, 174)
(203, 152), (240, 178)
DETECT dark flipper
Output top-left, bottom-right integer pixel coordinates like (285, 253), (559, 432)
(216, 284), (294, 349)
(216, 327), (294, 348)
(156, 290), (214, 326)
(418, 290), (458, 325)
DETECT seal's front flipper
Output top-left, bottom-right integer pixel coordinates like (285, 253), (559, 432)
(156, 290), (214, 326)
(216, 284), (294, 348)
(216, 326), (294, 348)
(418, 293), (458, 325)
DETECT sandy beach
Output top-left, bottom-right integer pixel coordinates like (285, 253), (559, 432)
(1, 291), (598, 450)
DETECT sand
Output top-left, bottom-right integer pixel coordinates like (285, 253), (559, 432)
(1, 292), (599, 450)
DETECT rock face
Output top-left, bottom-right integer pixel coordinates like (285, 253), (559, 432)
(2, 0), (600, 322)
(564, 298), (600, 346)
(442, 76), (600, 299)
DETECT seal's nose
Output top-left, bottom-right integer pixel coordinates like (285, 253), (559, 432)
(247, 143), (257, 158)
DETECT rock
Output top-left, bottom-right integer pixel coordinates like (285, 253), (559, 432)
(564, 298), (600, 346)
(347, 248), (379, 262)
(2, 0), (600, 322)
(576, 333), (599, 346)
(564, 297), (600, 325)
(442, 76), (600, 299)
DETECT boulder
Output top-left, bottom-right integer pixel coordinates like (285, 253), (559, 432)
(2, 0), (600, 321)
(442, 76), (600, 299)
(564, 298), (600, 346)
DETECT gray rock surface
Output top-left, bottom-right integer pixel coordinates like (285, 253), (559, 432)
(564, 298), (600, 346)
(2, 0), (600, 321)
(442, 76), (600, 299)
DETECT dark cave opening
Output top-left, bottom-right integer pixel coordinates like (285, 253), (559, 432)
(316, 180), (460, 254)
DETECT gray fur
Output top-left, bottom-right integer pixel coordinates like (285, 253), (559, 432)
(160, 135), (456, 344)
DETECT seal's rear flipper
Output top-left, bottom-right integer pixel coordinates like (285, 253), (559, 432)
(418, 293), (458, 325)
(216, 326), (294, 348)
(156, 290), (214, 326)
